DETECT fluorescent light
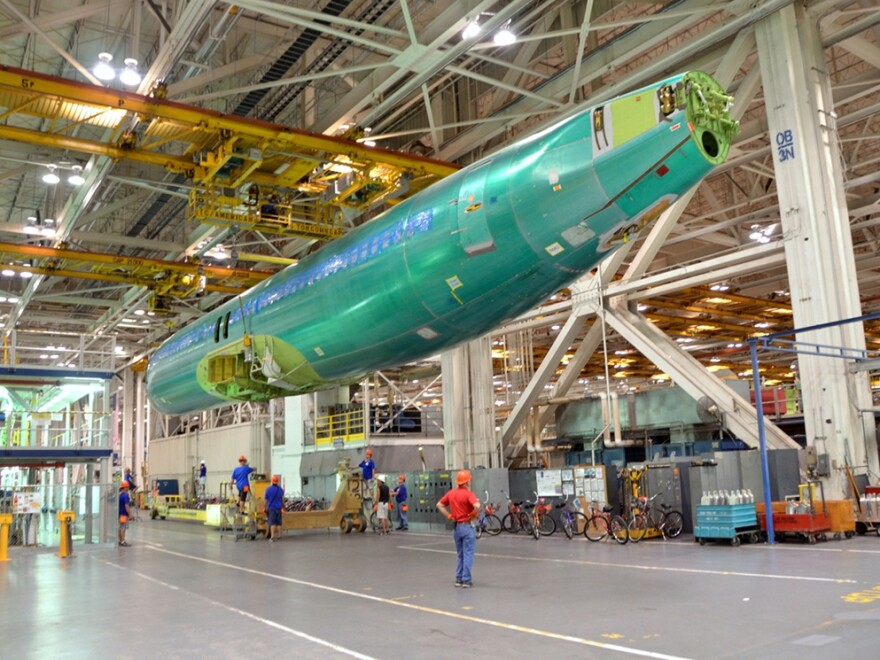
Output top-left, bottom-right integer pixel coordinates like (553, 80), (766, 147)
(93, 52), (115, 81)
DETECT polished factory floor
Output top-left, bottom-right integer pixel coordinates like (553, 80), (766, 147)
(2, 518), (879, 659)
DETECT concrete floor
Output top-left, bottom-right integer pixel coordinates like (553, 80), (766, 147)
(2, 520), (879, 659)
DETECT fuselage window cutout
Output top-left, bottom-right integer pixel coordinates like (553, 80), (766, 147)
(223, 312), (231, 340)
(213, 316), (221, 344)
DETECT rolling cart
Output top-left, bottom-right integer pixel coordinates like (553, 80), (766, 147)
(694, 503), (761, 547)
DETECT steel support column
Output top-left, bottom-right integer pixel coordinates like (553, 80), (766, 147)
(604, 305), (798, 450)
(756, 5), (879, 496)
(441, 337), (496, 469)
(134, 371), (146, 488)
(441, 346), (469, 469)
(122, 369), (134, 476)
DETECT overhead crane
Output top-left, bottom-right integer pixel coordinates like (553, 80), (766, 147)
(0, 241), (273, 312)
(0, 65), (459, 240)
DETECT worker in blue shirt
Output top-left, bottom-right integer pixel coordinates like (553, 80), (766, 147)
(118, 481), (132, 547)
(123, 467), (136, 491)
(394, 474), (409, 530)
(358, 448), (376, 500)
(198, 460), (207, 496)
(264, 475), (285, 542)
(230, 455), (255, 513)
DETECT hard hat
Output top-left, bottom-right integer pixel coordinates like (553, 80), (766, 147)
(120, 481), (130, 489)
(456, 469), (471, 485)
(238, 455), (247, 462)
(271, 475), (279, 484)
(200, 460), (205, 464)
(377, 473), (385, 482)
(398, 474), (406, 481)
(365, 449), (373, 456)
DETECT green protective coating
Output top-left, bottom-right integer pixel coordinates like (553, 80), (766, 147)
(147, 71), (739, 415)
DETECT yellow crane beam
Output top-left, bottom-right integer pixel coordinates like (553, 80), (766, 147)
(0, 241), (273, 296)
(0, 64), (458, 193)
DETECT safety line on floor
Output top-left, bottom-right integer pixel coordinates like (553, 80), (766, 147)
(101, 559), (377, 660)
(398, 547), (858, 584)
(143, 545), (691, 660)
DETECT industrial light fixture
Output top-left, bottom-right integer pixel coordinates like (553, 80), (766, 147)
(119, 58), (142, 86)
(462, 20), (481, 40)
(68, 165), (85, 186)
(1, 269), (13, 277)
(494, 22), (516, 45)
(42, 164), (60, 184)
(93, 52), (115, 81)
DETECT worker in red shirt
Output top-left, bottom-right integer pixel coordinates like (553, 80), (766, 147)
(436, 469), (480, 588)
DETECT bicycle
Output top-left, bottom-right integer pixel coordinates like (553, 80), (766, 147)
(626, 494), (684, 542)
(528, 491), (556, 536)
(474, 491), (503, 539)
(584, 502), (628, 545)
(500, 490), (538, 539)
(555, 495), (590, 539)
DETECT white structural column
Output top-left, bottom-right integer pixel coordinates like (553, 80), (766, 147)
(468, 335), (496, 468)
(121, 368), (134, 471)
(278, 395), (308, 493)
(441, 347), (469, 468)
(134, 371), (146, 484)
(755, 5), (879, 495)
(441, 337), (495, 469)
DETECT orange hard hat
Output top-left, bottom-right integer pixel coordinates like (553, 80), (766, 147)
(456, 469), (471, 485)
(120, 481), (130, 489)
(398, 474), (405, 481)
(271, 475), (279, 484)
(238, 455), (247, 462)
(365, 449), (373, 456)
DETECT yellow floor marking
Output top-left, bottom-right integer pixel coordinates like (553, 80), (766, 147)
(145, 544), (692, 660)
(399, 546), (857, 584)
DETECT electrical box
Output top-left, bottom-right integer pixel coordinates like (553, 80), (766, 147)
(815, 453), (831, 477)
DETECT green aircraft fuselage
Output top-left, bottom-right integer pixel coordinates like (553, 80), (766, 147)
(147, 71), (739, 415)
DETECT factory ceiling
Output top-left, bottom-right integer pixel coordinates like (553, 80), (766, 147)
(0, 0), (879, 407)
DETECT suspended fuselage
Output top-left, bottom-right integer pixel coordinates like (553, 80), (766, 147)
(146, 71), (738, 415)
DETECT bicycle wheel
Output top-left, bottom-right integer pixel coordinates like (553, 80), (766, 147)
(475, 517), (485, 539)
(536, 513), (556, 536)
(585, 515), (609, 542)
(527, 515), (539, 540)
(610, 515), (629, 545)
(484, 513), (503, 536)
(627, 515), (648, 543)
(570, 511), (589, 536)
(502, 512), (520, 534)
(561, 514), (574, 539)
(662, 510), (684, 538)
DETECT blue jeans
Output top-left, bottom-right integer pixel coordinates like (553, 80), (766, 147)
(397, 502), (408, 529)
(453, 523), (476, 583)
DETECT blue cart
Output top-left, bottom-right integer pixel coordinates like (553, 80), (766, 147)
(694, 503), (761, 547)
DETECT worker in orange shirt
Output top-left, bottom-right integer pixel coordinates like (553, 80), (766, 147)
(436, 470), (480, 588)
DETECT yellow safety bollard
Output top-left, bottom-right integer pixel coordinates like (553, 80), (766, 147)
(57, 510), (75, 559)
(0, 513), (12, 562)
